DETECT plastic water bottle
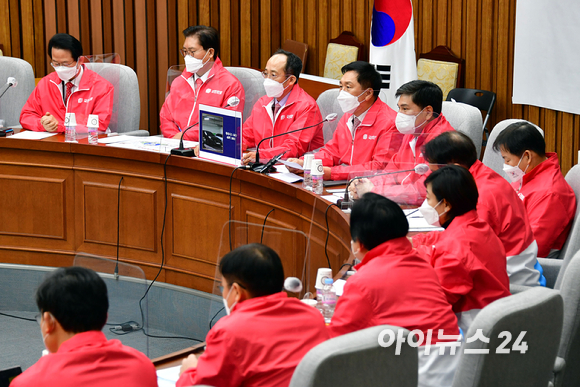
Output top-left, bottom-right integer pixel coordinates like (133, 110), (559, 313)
(87, 114), (99, 145)
(311, 159), (324, 195)
(64, 113), (77, 143)
(317, 278), (336, 324)
(302, 154), (314, 191)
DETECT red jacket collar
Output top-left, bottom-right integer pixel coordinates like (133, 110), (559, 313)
(358, 97), (392, 128)
(57, 331), (108, 354)
(523, 152), (560, 185)
(230, 291), (288, 314)
(446, 209), (479, 232)
(48, 64), (95, 91)
(354, 237), (413, 270)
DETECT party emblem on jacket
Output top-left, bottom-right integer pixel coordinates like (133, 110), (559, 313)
(205, 88), (223, 95)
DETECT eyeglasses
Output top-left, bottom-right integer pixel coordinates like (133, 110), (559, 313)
(35, 313), (42, 325)
(261, 71), (290, 81)
(180, 48), (203, 58)
(218, 282), (247, 293)
(50, 61), (76, 68)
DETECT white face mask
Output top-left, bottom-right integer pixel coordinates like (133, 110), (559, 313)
(395, 108), (427, 134)
(350, 240), (361, 258)
(222, 286), (237, 315)
(503, 154), (528, 183)
(184, 50), (210, 74)
(263, 77), (291, 98)
(419, 199), (447, 227)
(337, 89), (368, 114)
(54, 64), (79, 82)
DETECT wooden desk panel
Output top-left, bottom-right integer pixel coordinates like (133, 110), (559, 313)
(0, 135), (352, 293)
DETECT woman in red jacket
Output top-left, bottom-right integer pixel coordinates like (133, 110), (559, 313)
(412, 165), (511, 333)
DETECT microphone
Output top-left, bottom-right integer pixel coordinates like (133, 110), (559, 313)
(337, 163), (430, 209)
(253, 150), (288, 174)
(284, 277), (303, 293)
(170, 122), (199, 157)
(250, 113), (337, 172)
(0, 77), (17, 100)
(225, 96), (240, 108)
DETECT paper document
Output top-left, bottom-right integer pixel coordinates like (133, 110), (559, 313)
(9, 131), (58, 140)
(326, 188), (346, 194)
(157, 365), (180, 387)
(97, 135), (137, 144)
(321, 194), (343, 204)
(278, 159), (304, 170)
(269, 172), (303, 183)
(106, 136), (198, 153)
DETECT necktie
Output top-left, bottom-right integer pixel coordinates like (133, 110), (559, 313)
(195, 77), (203, 90)
(273, 102), (281, 118)
(352, 116), (361, 131)
(65, 82), (73, 106)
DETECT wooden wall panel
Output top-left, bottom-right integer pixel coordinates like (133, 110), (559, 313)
(2, 0), (578, 172)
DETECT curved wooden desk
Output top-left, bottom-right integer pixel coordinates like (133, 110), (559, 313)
(0, 134), (351, 293)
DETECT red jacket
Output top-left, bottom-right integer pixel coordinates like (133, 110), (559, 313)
(242, 84), (324, 159)
(329, 237), (459, 344)
(413, 210), (510, 328)
(159, 58), (245, 141)
(20, 66), (114, 133)
(470, 160), (542, 286)
(371, 115), (455, 205)
(312, 98), (400, 181)
(517, 153), (577, 258)
(11, 331), (157, 387)
(177, 292), (329, 387)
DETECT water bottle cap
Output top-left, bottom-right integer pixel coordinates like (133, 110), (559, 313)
(324, 278), (333, 285)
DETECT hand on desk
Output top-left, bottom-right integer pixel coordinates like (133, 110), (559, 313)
(180, 353), (199, 376)
(286, 158), (304, 174)
(40, 112), (59, 132)
(173, 131), (184, 139)
(194, 145), (199, 157)
(242, 151), (256, 165)
(349, 178), (374, 199)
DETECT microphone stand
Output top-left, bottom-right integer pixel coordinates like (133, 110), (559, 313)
(170, 122), (199, 157)
(249, 119), (329, 172)
(337, 168), (421, 209)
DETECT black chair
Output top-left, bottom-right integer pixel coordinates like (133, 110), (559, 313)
(447, 88), (496, 146)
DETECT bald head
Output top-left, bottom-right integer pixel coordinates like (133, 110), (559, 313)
(423, 131), (477, 168)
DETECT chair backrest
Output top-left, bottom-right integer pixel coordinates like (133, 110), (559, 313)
(0, 56), (35, 127)
(323, 31), (365, 80)
(316, 88), (344, 143)
(225, 67), (266, 124)
(289, 325), (418, 387)
(553, 165), (580, 289)
(482, 119), (544, 180)
(281, 39), (308, 73)
(447, 88), (496, 131)
(452, 287), (563, 387)
(84, 62), (140, 133)
(441, 101), (484, 158)
(417, 46), (465, 100)
(81, 53), (121, 64)
(553, 250), (580, 387)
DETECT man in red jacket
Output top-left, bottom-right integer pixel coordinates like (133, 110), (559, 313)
(350, 80), (454, 205)
(287, 61), (399, 181)
(11, 267), (157, 387)
(494, 122), (577, 258)
(423, 131), (545, 287)
(241, 50), (324, 163)
(177, 243), (329, 387)
(20, 33), (114, 133)
(159, 25), (245, 141)
(331, 193), (461, 387)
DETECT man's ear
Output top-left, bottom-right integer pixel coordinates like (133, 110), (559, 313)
(42, 312), (57, 334)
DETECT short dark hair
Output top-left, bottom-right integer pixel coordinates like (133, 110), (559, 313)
(220, 243), (284, 298)
(492, 121), (546, 157)
(341, 61), (382, 97)
(48, 33), (83, 61)
(350, 192), (409, 250)
(273, 49), (302, 80)
(183, 25), (220, 59)
(423, 131), (478, 168)
(395, 80), (443, 114)
(36, 267), (108, 333)
(424, 165), (478, 219)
